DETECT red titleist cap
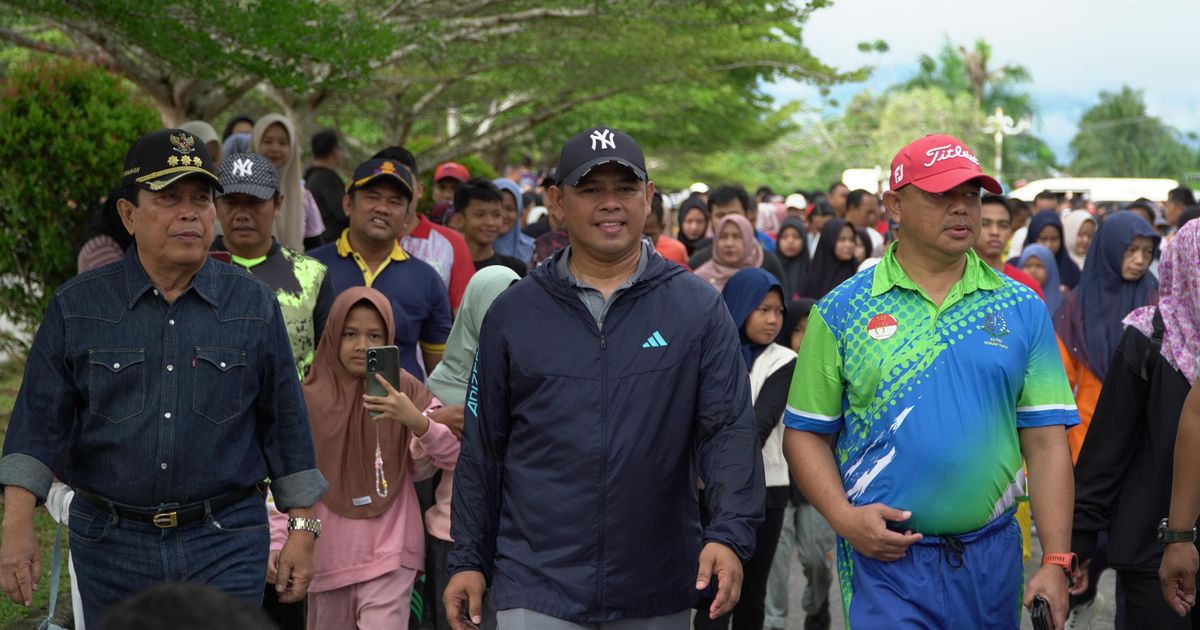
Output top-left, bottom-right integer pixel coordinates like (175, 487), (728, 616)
(890, 135), (1002, 194)
(434, 162), (469, 183)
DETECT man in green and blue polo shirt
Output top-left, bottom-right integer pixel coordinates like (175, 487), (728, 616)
(783, 135), (1079, 630)
(308, 159), (451, 381)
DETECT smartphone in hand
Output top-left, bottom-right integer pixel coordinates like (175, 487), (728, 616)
(366, 345), (401, 416)
(1030, 595), (1052, 630)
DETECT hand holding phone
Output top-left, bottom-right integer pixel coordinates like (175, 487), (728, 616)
(365, 346), (400, 417)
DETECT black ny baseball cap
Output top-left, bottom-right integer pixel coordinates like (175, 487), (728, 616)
(556, 126), (647, 187)
(215, 153), (278, 200)
(120, 128), (222, 192)
(347, 158), (415, 200)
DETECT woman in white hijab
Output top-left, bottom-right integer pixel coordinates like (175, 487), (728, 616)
(1063, 209), (1097, 271)
(252, 113), (325, 250)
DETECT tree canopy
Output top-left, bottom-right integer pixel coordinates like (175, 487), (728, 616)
(0, 0), (861, 172)
(760, 38), (1054, 192)
(1069, 85), (1196, 179)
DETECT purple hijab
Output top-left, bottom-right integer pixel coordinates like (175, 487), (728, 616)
(1125, 220), (1200, 383)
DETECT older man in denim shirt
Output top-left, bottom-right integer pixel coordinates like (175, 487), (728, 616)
(0, 129), (327, 627)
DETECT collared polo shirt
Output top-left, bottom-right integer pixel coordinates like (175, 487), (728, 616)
(784, 243), (1078, 535)
(401, 213), (476, 313)
(554, 242), (651, 330)
(333, 229), (409, 287)
(309, 230), (451, 380)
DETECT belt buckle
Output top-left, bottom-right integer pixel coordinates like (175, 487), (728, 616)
(152, 511), (179, 528)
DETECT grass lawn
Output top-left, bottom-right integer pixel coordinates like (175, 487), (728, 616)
(0, 359), (72, 627)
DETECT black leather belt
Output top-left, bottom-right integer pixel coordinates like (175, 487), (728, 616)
(73, 485), (260, 529)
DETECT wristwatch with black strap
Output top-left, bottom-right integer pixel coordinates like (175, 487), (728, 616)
(288, 516), (323, 538)
(1158, 518), (1197, 546)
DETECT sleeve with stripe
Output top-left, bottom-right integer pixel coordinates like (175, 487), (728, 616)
(1016, 304), (1080, 428)
(783, 306), (845, 434)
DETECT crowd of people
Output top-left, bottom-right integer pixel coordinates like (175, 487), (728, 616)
(1, 114), (1200, 630)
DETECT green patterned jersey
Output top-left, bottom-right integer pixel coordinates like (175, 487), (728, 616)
(215, 238), (334, 380)
(784, 243), (1078, 535)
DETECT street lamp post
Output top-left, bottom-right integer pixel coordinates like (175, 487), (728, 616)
(983, 106), (1030, 187)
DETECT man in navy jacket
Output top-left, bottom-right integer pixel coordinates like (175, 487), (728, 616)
(444, 127), (765, 629)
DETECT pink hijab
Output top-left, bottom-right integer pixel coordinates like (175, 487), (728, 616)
(694, 214), (764, 291)
(1125, 219), (1200, 383)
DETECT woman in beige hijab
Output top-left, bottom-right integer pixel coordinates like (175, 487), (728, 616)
(252, 114), (325, 250)
(179, 120), (222, 166)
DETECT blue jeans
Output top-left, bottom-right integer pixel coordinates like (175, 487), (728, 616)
(68, 492), (269, 628)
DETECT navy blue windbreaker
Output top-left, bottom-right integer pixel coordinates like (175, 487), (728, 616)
(449, 248), (765, 623)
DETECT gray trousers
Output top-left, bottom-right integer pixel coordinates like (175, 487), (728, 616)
(497, 609), (691, 629)
(763, 503), (837, 628)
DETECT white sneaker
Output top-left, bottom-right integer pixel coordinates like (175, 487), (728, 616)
(1065, 594), (1106, 630)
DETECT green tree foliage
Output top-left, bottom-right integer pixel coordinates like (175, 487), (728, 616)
(1069, 85), (1195, 178)
(899, 38), (1050, 183)
(904, 38), (1032, 117)
(0, 0), (860, 172)
(0, 60), (160, 341)
(753, 92), (886, 192)
(873, 88), (986, 168)
(769, 87), (990, 192)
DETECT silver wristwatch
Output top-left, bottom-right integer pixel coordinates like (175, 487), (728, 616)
(287, 516), (323, 538)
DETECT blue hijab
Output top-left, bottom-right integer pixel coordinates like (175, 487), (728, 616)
(1017, 244), (1063, 316)
(1021, 212), (1082, 288)
(1054, 211), (1160, 380)
(492, 178), (534, 262)
(722, 268), (787, 370)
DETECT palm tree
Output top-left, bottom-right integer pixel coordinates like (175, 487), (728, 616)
(958, 39), (1031, 112)
(904, 38), (1032, 120)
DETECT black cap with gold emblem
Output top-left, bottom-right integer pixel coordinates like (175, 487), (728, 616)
(120, 128), (223, 193)
(346, 158), (414, 199)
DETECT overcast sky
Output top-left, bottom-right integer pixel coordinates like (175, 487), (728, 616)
(766, 0), (1200, 162)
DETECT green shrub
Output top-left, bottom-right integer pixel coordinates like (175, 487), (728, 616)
(0, 59), (160, 345)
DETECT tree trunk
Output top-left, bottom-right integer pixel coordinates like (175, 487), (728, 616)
(152, 98), (187, 128)
(486, 143), (508, 174)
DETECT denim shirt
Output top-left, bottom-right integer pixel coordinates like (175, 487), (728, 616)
(0, 247), (327, 510)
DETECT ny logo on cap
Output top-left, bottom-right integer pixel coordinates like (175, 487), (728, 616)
(232, 157), (254, 178)
(590, 129), (616, 151)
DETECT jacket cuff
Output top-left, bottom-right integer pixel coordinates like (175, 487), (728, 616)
(702, 531), (754, 564)
(0, 453), (54, 503)
(270, 469), (328, 511)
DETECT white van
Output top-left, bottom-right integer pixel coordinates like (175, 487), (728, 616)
(1008, 177), (1180, 204)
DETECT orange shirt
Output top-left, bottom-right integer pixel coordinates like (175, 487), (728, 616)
(1057, 336), (1103, 463)
(654, 235), (690, 270)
